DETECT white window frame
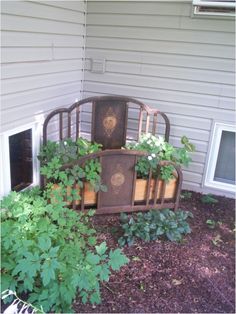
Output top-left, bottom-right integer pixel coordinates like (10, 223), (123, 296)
(0, 122), (41, 197)
(204, 122), (236, 193)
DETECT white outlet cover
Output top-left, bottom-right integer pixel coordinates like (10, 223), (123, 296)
(91, 59), (106, 73)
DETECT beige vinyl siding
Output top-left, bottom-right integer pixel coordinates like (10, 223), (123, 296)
(1, 0), (86, 132)
(84, 0), (235, 196)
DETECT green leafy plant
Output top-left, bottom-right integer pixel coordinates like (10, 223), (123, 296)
(39, 137), (107, 201)
(126, 133), (195, 181)
(118, 209), (193, 246)
(201, 194), (218, 204)
(1, 189), (129, 313)
(38, 138), (102, 166)
(180, 191), (193, 200)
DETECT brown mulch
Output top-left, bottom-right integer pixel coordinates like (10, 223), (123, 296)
(74, 191), (235, 313)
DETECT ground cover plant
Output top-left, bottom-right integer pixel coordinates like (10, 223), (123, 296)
(1, 188), (128, 313)
(201, 193), (219, 204)
(118, 209), (193, 246)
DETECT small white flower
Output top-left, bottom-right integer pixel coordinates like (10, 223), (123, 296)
(148, 156), (152, 160)
(147, 140), (152, 145)
(64, 141), (67, 145)
(151, 153), (156, 158)
(157, 136), (164, 145)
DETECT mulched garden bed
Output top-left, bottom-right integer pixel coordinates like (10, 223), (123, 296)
(74, 190), (235, 313)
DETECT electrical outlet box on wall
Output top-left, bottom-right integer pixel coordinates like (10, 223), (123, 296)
(91, 58), (106, 74)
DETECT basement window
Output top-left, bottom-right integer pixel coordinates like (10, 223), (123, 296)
(9, 129), (33, 191)
(205, 123), (235, 192)
(0, 123), (40, 196)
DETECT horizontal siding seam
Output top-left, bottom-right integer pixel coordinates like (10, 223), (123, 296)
(3, 57), (84, 65)
(85, 45), (235, 60)
(87, 35), (235, 48)
(1, 69), (83, 81)
(86, 58), (234, 74)
(1, 90), (81, 112)
(2, 45), (84, 48)
(131, 95), (235, 112)
(87, 23), (235, 37)
(87, 13), (187, 17)
(2, 12), (85, 26)
(82, 87), (234, 115)
(2, 78), (83, 97)
(84, 78), (234, 98)
(103, 70), (234, 86)
(1, 31), (85, 37)
(85, 52), (234, 72)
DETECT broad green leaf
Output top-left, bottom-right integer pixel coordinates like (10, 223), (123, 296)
(41, 259), (59, 286)
(12, 254), (41, 278)
(99, 264), (110, 282)
(48, 246), (60, 258)
(95, 242), (107, 256)
(38, 237), (51, 251)
(86, 252), (100, 265)
(88, 236), (96, 246)
(108, 249), (129, 271)
(77, 271), (90, 290)
(80, 290), (88, 304)
(90, 291), (101, 304)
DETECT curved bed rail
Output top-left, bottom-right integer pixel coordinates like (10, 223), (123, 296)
(45, 149), (182, 214)
(43, 95), (170, 147)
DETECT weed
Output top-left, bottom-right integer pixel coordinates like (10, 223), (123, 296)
(109, 226), (119, 235)
(206, 219), (217, 229)
(132, 256), (141, 262)
(212, 234), (223, 246)
(180, 191), (192, 200)
(139, 282), (146, 292)
(201, 194), (218, 204)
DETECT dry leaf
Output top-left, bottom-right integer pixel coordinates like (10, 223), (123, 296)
(172, 279), (182, 286)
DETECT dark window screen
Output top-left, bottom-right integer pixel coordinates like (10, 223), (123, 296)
(9, 129), (33, 191)
(214, 130), (235, 185)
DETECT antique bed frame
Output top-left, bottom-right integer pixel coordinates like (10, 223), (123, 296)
(42, 96), (182, 214)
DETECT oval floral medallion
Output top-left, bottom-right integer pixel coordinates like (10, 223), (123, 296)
(102, 107), (117, 137)
(111, 172), (125, 187)
(110, 171), (125, 194)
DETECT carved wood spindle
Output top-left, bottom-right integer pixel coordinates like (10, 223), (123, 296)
(59, 113), (63, 140)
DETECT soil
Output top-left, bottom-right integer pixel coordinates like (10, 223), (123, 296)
(73, 190), (235, 313)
